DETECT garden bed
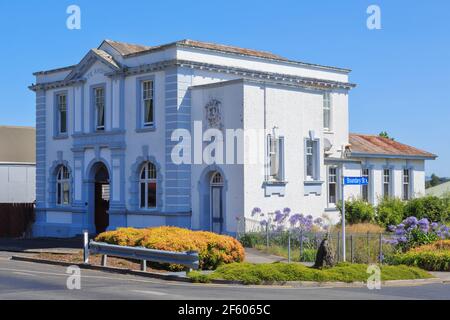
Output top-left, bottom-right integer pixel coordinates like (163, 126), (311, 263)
(35, 251), (168, 273)
(189, 262), (433, 285)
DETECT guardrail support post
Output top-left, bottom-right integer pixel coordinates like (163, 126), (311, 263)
(101, 255), (108, 267)
(141, 260), (147, 272)
(83, 230), (89, 264)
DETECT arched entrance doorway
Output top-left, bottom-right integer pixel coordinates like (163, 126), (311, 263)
(210, 172), (224, 234)
(93, 163), (110, 234)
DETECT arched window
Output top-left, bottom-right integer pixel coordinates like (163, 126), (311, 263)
(140, 162), (157, 209)
(56, 166), (70, 205)
(210, 172), (224, 186)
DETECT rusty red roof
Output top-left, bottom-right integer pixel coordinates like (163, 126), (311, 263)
(349, 133), (437, 159)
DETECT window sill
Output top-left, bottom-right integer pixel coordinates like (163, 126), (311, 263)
(136, 126), (156, 133)
(304, 180), (324, 185)
(325, 207), (339, 212)
(304, 180), (323, 196)
(263, 180), (288, 186)
(324, 130), (334, 135)
(264, 182), (287, 197)
(53, 134), (69, 140)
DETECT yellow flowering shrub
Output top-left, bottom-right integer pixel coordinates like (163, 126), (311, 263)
(409, 240), (450, 253)
(95, 226), (245, 270)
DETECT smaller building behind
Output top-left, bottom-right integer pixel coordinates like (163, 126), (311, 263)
(426, 181), (450, 198)
(0, 126), (36, 203)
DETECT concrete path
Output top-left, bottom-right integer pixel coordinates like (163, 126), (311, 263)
(244, 248), (288, 264)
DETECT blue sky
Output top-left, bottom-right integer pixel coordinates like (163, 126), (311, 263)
(0, 0), (448, 176)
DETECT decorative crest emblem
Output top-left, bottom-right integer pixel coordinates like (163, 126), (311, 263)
(205, 99), (223, 129)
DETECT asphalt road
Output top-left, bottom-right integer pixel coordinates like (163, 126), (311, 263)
(0, 251), (449, 300)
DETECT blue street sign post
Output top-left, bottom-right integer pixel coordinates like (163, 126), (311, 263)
(341, 176), (369, 262)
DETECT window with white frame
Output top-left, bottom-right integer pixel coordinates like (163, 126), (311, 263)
(94, 87), (105, 131)
(305, 139), (319, 180)
(328, 167), (338, 205)
(383, 169), (391, 198)
(362, 168), (370, 202)
(140, 162), (157, 209)
(142, 80), (154, 127)
(267, 134), (285, 182)
(57, 94), (67, 134)
(403, 169), (410, 201)
(323, 92), (331, 131)
(56, 166), (70, 206)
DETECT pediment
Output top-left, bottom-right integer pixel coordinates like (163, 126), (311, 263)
(65, 49), (121, 81)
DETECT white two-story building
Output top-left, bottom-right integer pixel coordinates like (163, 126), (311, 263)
(30, 39), (436, 237)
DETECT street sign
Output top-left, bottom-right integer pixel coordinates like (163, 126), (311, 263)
(340, 176), (369, 262)
(344, 177), (369, 186)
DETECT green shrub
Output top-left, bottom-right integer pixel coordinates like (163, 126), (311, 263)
(337, 199), (376, 224)
(387, 251), (450, 271)
(404, 196), (449, 223)
(190, 262), (432, 285)
(376, 197), (405, 227)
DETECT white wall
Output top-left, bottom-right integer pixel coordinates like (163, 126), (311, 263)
(242, 82), (331, 221)
(0, 164), (35, 203)
(190, 81), (245, 234)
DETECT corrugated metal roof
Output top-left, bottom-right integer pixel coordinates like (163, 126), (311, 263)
(103, 39), (153, 56)
(0, 126), (35, 163)
(349, 133), (437, 159)
(426, 181), (450, 197)
(34, 39), (352, 76)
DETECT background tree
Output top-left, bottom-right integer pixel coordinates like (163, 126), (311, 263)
(379, 131), (395, 141)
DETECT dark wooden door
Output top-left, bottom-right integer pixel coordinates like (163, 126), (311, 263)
(95, 183), (109, 234)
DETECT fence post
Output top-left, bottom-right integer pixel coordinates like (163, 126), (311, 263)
(367, 231), (370, 264)
(288, 231), (291, 263)
(350, 235), (354, 263)
(314, 234), (318, 249)
(299, 230), (304, 262)
(141, 260), (147, 272)
(337, 232), (340, 262)
(379, 233), (383, 264)
(266, 223), (269, 249)
(83, 230), (89, 264)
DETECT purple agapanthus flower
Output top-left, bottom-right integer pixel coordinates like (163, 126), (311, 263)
(403, 216), (418, 227)
(252, 207), (262, 217)
(418, 218), (430, 232)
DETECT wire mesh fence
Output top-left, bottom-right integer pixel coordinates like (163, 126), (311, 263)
(238, 227), (397, 264)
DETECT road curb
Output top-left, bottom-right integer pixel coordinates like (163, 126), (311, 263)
(10, 255), (444, 288)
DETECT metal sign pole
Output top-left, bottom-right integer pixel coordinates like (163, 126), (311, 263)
(342, 177), (346, 262)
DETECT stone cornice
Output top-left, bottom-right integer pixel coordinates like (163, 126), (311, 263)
(30, 59), (356, 92)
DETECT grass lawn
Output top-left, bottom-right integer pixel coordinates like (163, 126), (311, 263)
(189, 262), (433, 285)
